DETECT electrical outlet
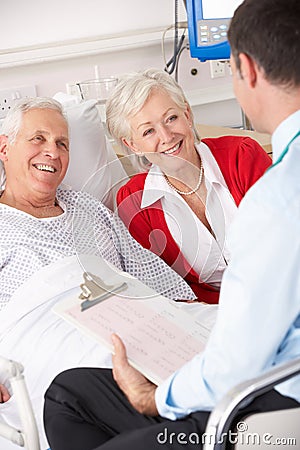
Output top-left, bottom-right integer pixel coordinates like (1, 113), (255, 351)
(209, 60), (226, 78)
(0, 85), (37, 119)
(226, 60), (232, 75)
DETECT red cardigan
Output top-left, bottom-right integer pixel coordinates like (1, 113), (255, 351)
(117, 136), (272, 304)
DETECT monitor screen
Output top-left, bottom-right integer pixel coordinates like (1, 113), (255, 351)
(202, 0), (242, 20)
(186, 0), (243, 61)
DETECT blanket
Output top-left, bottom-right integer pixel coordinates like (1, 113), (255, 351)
(0, 254), (218, 449)
(0, 255), (115, 449)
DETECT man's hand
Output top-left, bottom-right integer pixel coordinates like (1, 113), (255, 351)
(0, 384), (10, 403)
(111, 333), (158, 416)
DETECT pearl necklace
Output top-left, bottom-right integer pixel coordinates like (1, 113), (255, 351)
(164, 162), (203, 196)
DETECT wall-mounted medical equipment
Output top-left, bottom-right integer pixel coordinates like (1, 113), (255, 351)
(185, 0), (242, 61)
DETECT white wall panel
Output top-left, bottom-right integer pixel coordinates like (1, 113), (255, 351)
(0, 0), (186, 51)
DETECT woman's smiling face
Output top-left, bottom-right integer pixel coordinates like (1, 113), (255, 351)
(123, 89), (196, 174)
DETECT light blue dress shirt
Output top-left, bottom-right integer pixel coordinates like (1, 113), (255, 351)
(155, 110), (300, 419)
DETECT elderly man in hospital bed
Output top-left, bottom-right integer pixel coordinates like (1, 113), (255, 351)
(0, 97), (200, 449)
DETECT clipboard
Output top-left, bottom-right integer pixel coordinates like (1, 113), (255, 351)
(79, 272), (127, 311)
(53, 270), (216, 385)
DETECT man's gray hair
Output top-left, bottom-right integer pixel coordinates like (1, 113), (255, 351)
(106, 69), (200, 172)
(1, 97), (66, 144)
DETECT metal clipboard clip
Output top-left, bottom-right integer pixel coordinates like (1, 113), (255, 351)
(79, 272), (127, 311)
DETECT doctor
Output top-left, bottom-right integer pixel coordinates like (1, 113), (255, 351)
(44, 0), (300, 449)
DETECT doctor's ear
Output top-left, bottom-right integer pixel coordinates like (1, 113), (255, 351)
(238, 53), (258, 87)
(0, 136), (9, 162)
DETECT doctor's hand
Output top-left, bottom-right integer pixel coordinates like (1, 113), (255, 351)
(111, 333), (158, 416)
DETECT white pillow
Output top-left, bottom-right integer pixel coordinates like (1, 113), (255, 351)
(55, 94), (129, 210)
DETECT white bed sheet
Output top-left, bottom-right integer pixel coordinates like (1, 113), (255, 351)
(0, 254), (218, 449)
(0, 255), (113, 449)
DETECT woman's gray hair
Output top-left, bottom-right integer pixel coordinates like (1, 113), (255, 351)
(106, 69), (200, 172)
(0, 97), (66, 189)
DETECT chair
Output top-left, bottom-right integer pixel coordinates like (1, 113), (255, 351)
(204, 357), (300, 450)
(0, 356), (40, 450)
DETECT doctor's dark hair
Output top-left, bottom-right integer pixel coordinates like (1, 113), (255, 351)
(106, 69), (200, 172)
(228, 0), (300, 88)
(1, 97), (67, 144)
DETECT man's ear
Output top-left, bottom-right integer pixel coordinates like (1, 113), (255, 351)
(122, 137), (143, 155)
(239, 53), (258, 88)
(0, 135), (9, 163)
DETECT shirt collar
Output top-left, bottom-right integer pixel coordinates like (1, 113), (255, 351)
(141, 165), (175, 208)
(272, 110), (300, 161)
(141, 142), (228, 208)
(197, 142), (228, 189)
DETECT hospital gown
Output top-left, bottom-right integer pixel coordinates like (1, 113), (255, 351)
(0, 188), (195, 310)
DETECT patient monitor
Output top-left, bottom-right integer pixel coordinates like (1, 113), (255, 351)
(185, 0), (243, 61)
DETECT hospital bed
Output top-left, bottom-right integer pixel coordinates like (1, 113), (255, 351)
(0, 356), (299, 449)
(0, 96), (128, 450)
(0, 357), (40, 450)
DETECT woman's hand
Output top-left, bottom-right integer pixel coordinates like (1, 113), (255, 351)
(0, 384), (10, 403)
(111, 333), (158, 416)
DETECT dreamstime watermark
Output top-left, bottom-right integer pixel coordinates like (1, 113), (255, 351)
(156, 422), (297, 446)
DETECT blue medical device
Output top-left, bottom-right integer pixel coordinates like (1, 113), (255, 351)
(185, 0), (242, 61)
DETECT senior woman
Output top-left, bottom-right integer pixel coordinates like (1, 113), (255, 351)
(0, 97), (195, 448)
(107, 69), (272, 304)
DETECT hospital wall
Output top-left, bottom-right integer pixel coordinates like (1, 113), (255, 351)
(0, 0), (242, 128)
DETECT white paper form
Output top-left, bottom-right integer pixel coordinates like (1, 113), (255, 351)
(54, 282), (217, 385)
